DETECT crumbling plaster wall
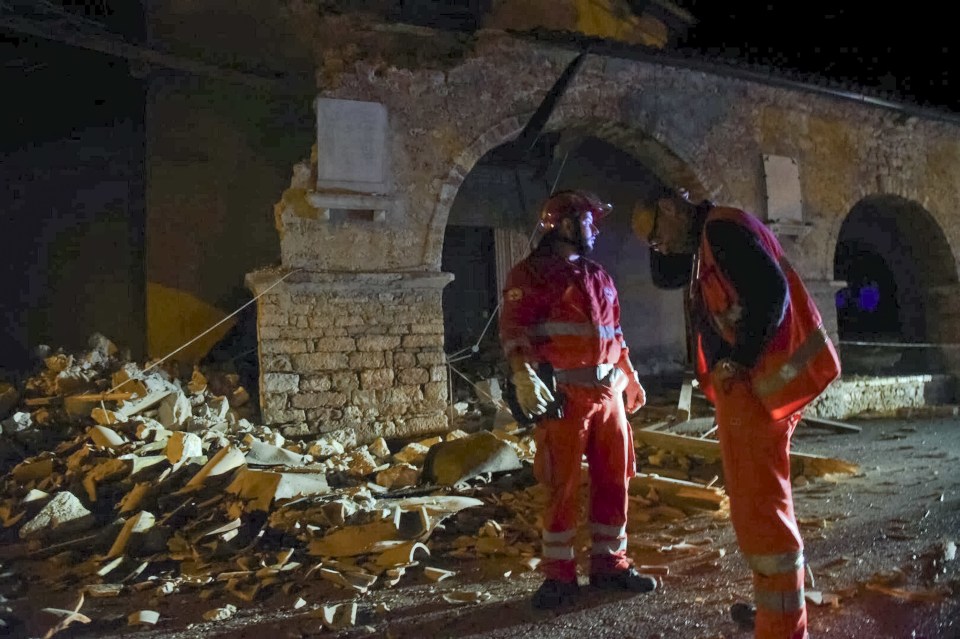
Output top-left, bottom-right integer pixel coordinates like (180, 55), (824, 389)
(295, 31), (960, 281)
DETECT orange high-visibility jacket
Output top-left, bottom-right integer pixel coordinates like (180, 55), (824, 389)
(693, 206), (841, 420)
(500, 246), (627, 370)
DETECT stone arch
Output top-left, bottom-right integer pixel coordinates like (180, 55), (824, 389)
(421, 111), (721, 269)
(833, 194), (960, 368)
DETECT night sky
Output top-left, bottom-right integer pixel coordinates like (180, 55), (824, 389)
(669, 1), (958, 113)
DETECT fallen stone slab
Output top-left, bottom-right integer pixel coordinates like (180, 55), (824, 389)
(244, 440), (311, 467)
(19, 492), (95, 540)
(226, 468), (330, 512)
(422, 431), (522, 485)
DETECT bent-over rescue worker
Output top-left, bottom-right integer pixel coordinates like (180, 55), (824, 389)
(499, 189), (657, 610)
(632, 187), (841, 639)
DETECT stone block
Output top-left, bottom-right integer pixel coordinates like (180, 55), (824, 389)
(330, 372), (361, 392)
(349, 352), (385, 368)
(262, 408), (306, 424)
(394, 352), (416, 368)
(410, 322), (445, 335)
(397, 368), (430, 385)
(278, 327), (322, 339)
(357, 335), (402, 351)
(400, 414), (449, 437)
(262, 394), (289, 411)
(316, 337), (357, 352)
(417, 352), (447, 366)
(261, 340), (309, 355)
(261, 355), (293, 372)
(424, 382), (448, 402)
(293, 352), (349, 371)
(301, 375), (333, 392)
(263, 373), (300, 394)
(403, 334), (444, 348)
(258, 326), (281, 339)
(361, 368), (395, 390)
(260, 311), (289, 327)
(292, 392), (349, 409)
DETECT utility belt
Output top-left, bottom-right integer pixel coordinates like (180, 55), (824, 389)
(554, 363), (621, 388)
(504, 362), (622, 427)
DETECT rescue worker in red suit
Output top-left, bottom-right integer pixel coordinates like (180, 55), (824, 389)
(632, 187), (841, 639)
(499, 190), (658, 610)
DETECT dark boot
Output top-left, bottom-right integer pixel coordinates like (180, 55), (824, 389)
(730, 601), (756, 628)
(589, 567), (657, 592)
(532, 579), (580, 609)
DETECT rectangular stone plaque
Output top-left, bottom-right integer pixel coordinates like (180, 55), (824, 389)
(762, 154), (803, 222)
(315, 98), (389, 193)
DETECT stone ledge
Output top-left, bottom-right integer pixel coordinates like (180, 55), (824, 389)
(808, 374), (956, 420)
(246, 268), (454, 295)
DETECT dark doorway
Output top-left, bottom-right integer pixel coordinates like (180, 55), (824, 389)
(441, 225), (498, 356)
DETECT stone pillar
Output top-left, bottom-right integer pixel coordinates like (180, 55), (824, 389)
(925, 284), (960, 379)
(802, 279), (844, 348)
(245, 269), (454, 447)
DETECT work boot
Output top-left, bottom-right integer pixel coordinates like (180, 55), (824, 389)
(531, 579), (580, 609)
(589, 567), (657, 592)
(730, 602), (756, 628)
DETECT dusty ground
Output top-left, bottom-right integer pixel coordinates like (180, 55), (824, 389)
(2, 413), (959, 639)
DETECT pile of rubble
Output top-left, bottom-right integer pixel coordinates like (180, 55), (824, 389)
(0, 336), (554, 631)
(0, 336), (856, 635)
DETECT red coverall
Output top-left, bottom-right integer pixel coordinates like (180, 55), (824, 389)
(500, 245), (636, 582)
(693, 206), (840, 639)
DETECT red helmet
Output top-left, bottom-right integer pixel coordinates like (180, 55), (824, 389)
(538, 190), (612, 231)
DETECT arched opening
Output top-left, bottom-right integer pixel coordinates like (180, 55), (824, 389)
(833, 195), (958, 374)
(440, 127), (705, 410)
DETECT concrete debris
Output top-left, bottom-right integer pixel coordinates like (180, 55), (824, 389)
(243, 439), (311, 467)
(166, 432), (203, 465)
(442, 590), (492, 604)
(2, 411), (32, 434)
(368, 437), (391, 459)
(0, 338), (868, 630)
(393, 442), (430, 466)
(38, 594), (91, 637)
(202, 604), (237, 621)
(19, 492), (94, 540)
(375, 463), (420, 490)
(320, 601), (357, 630)
(128, 610), (160, 626)
(804, 590), (841, 607)
(424, 566), (456, 582)
(422, 431), (522, 485)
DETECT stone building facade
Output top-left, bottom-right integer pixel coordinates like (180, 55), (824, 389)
(244, 24), (960, 444)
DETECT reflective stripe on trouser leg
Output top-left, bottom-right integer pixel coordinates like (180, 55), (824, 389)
(542, 528), (576, 562)
(752, 566), (808, 639)
(534, 397), (592, 583)
(590, 522), (627, 556)
(713, 375), (807, 639)
(584, 386), (632, 575)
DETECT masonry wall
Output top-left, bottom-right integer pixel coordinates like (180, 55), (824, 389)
(247, 271), (452, 446)
(146, 3), (960, 440)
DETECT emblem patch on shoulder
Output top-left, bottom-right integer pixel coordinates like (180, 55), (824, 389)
(506, 288), (523, 302)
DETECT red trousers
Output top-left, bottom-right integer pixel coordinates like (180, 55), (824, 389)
(714, 372), (808, 639)
(533, 384), (636, 582)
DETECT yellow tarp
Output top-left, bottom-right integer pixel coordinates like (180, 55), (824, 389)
(146, 282), (236, 365)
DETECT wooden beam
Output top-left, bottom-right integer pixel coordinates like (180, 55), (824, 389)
(800, 416), (862, 434)
(630, 473), (727, 511)
(634, 429), (859, 477)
